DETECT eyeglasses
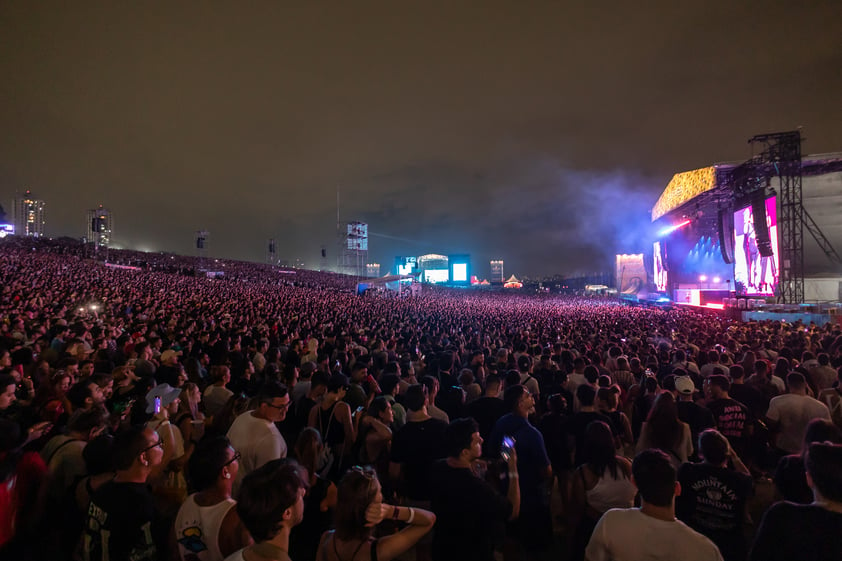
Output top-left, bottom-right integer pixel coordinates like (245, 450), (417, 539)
(222, 451), (241, 468)
(141, 439), (163, 454)
(265, 400), (291, 410)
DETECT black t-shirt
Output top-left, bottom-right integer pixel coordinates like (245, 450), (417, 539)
(466, 397), (507, 455)
(390, 418), (448, 500)
(773, 454), (812, 504)
(729, 383), (768, 419)
(706, 398), (752, 456)
(539, 412), (572, 471)
(568, 411), (615, 467)
(429, 460), (511, 561)
(676, 462), (753, 561)
(83, 481), (159, 561)
(750, 502), (842, 561)
(676, 401), (716, 453)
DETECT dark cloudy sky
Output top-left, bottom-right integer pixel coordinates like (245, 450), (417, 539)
(1, 2), (840, 277)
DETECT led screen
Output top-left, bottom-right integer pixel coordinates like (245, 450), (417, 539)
(397, 263), (415, 275)
(423, 269), (449, 284)
(653, 241), (668, 292)
(452, 263), (467, 282)
(734, 197), (778, 296)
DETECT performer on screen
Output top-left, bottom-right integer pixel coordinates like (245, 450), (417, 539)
(758, 211), (777, 293)
(742, 207), (759, 291)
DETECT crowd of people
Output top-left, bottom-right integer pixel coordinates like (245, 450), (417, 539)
(1, 236), (842, 560)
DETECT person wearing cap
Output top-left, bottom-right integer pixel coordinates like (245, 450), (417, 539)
(146, 383), (190, 515)
(227, 381), (291, 496)
(155, 349), (182, 388)
(674, 374), (716, 461)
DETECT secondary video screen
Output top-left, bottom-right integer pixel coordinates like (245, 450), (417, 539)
(733, 196), (778, 295)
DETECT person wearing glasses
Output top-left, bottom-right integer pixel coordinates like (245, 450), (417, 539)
(227, 381), (290, 496)
(82, 426), (165, 561)
(316, 465), (436, 561)
(171, 436), (252, 561)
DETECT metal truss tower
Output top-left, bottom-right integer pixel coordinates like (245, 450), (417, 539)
(749, 131), (803, 304)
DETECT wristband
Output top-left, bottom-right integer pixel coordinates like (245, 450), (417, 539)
(508, 472), (519, 479)
(392, 506), (400, 520)
(406, 507), (415, 524)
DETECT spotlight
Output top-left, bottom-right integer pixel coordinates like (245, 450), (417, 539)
(713, 277), (721, 283)
(699, 275), (708, 282)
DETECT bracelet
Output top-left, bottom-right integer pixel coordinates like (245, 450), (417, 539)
(406, 507), (415, 524)
(392, 506), (400, 520)
(508, 472), (519, 479)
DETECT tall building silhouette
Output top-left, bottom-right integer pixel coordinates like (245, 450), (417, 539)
(12, 190), (46, 237)
(86, 205), (113, 246)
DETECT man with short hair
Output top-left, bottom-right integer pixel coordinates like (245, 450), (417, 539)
(704, 375), (752, 459)
(466, 374), (508, 456)
(585, 449), (723, 561)
(83, 427), (165, 561)
(41, 407), (108, 503)
(421, 375), (449, 423)
(677, 429), (753, 561)
(766, 372), (830, 455)
(430, 418), (520, 561)
(228, 459), (307, 561)
(517, 355), (541, 401)
(227, 381), (290, 496)
(389, 384), (448, 504)
(750, 442), (842, 560)
(66, 379), (105, 412)
(808, 353), (837, 392)
(489, 385), (553, 554)
(818, 367), (842, 430)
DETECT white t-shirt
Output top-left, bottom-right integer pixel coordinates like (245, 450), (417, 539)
(766, 393), (831, 453)
(585, 508), (723, 561)
(227, 411), (287, 496)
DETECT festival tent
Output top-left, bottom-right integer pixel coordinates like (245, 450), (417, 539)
(504, 275), (523, 289)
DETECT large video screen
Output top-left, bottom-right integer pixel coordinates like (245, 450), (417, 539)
(653, 242), (668, 292)
(395, 256), (416, 276)
(734, 196), (778, 295)
(452, 263), (467, 282)
(423, 269), (449, 284)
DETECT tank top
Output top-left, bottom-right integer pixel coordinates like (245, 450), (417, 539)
(318, 402), (345, 447)
(174, 494), (236, 561)
(585, 471), (636, 514)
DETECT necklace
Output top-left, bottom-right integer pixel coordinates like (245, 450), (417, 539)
(249, 541), (288, 560)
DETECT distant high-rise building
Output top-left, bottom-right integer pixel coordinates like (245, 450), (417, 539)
(86, 205), (113, 246)
(490, 260), (504, 283)
(12, 190), (46, 237)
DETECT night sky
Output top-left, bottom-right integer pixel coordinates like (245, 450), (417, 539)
(2, 2), (840, 277)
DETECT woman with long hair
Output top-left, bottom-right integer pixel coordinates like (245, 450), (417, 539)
(568, 420), (635, 560)
(290, 428), (337, 561)
(636, 391), (693, 467)
(597, 386), (633, 457)
(173, 383), (206, 450)
(316, 465), (435, 561)
(355, 396), (394, 471)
